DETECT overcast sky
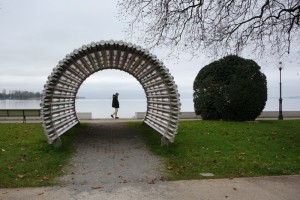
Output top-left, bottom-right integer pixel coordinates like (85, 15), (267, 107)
(0, 0), (299, 103)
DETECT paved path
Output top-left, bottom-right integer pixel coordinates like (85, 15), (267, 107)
(1, 176), (299, 200)
(0, 122), (299, 200)
(59, 123), (165, 191)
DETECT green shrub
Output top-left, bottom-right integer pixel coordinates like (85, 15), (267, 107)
(193, 55), (267, 121)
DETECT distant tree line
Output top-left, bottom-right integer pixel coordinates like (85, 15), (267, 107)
(0, 90), (42, 100)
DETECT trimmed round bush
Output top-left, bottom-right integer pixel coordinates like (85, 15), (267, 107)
(193, 55), (267, 121)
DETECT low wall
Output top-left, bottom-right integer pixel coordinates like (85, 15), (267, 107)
(0, 112), (93, 121)
(0, 116), (41, 121)
(134, 111), (300, 119)
(135, 112), (200, 119)
(258, 111), (300, 118)
(1, 111), (299, 121)
(77, 112), (92, 120)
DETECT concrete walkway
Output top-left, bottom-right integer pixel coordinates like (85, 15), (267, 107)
(1, 175), (299, 200)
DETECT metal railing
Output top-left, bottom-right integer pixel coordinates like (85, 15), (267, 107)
(0, 109), (41, 123)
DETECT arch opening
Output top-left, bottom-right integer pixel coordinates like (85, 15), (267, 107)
(41, 40), (181, 145)
(76, 69), (146, 118)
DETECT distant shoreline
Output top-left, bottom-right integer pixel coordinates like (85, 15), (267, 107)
(1, 96), (300, 100)
(269, 96), (300, 99)
(0, 98), (41, 100)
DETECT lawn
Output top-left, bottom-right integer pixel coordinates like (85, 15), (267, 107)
(128, 120), (300, 180)
(1, 120), (299, 188)
(0, 123), (82, 188)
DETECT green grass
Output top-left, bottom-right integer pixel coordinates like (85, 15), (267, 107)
(128, 120), (300, 180)
(0, 123), (84, 188)
(1, 120), (299, 187)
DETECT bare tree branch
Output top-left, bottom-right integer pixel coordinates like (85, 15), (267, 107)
(117, 0), (300, 59)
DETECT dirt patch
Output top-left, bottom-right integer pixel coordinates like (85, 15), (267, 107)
(59, 122), (165, 192)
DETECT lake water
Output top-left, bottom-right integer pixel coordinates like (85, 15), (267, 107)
(0, 98), (299, 118)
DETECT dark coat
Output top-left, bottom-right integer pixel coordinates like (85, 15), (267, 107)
(112, 94), (119, 108)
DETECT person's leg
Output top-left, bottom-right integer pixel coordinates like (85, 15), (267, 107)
(111, 108), (116, 118)
(111, 108), (119, 118)
(115, 108), (119, 118)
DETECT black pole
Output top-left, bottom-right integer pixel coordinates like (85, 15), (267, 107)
(278, 66), (283, 120)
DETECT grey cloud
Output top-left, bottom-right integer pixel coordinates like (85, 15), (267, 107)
(0, 0), (299, 102)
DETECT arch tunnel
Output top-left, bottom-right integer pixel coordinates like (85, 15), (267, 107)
(41, 40), (181, 145)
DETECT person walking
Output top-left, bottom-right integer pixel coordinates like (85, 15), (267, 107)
(111, 93), (119, 119)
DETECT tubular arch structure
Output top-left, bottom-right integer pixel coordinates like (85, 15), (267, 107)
(41, 40), (181, 144)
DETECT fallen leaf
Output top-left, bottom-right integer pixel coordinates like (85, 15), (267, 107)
(17, 174), (25, 179)
(236, 156), (243, 160)
(252, 160), (258, 164)
(7, 166), (13, 170)
(239, 152), (246, 155)
(167, 165), (173, 170)
(272, 131), (278, 135)
(147, 179), (155, 184)
(214, 151), (221, 154)
(42, 176), (49, 180)
(91, 185), (102, 189)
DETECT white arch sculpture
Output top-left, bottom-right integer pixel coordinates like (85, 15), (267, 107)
(41, 40), (181, 145)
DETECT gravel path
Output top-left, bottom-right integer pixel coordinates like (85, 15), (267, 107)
(59, 122), (165, 192)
